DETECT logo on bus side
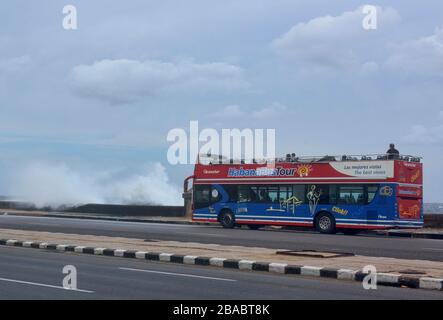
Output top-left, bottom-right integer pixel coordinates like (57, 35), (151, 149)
(399, 204), (420, 219)
(379, 186), (393, 197)
(410, 170), (420, 183)
(332, 206), (348, 216)
(296, 164), (312, 177)
(227, 164), (313, 178)
(228, 166), (296, 177)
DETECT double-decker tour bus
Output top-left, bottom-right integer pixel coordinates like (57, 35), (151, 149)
(184, 153), (423, 234)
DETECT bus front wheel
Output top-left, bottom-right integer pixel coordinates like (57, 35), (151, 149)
(315, 212), (336, 234)
(220, 211), (235, 229)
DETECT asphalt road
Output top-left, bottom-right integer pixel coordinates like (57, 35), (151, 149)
(0, 246), (441, 300)
(0, 215), (442, 261)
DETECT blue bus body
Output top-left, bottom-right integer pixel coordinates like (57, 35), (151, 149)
(192, 183), (424, 231)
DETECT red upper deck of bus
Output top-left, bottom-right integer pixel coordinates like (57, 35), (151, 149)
(191, 154), (422, 197)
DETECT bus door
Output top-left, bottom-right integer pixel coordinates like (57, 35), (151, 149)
(364, 184), (383, 221)
(193, 184), (219, 217)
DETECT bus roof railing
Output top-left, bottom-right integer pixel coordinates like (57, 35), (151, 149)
(198, 154), (422, 165)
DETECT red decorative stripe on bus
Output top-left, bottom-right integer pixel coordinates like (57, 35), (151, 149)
(235, 220), (314, 227)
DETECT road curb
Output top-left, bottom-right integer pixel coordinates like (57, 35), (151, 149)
(1, 238), (442, 292)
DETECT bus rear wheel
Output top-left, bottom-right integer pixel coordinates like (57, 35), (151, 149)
(315, 212), (336, 234)
(219, 211), (235, 228)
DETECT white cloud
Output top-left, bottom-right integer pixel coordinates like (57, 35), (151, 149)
(360, 61), (380, 75)
(272, 6), (400, 71)
(385, 26), (443, 76)
(250, 102), (287, 119)
(405, 113), (443, 144)
(211, 103), (287, 119)
(0, 56), (30, 75)
(70, 59), (249, 104)
(210, 104), (245, 118)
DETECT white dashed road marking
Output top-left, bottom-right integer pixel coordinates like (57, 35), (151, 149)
(118, 267), (237, 282)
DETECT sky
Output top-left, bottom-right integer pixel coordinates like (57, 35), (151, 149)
(0, 1), (442, 206)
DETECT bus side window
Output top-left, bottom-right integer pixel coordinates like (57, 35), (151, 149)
(194, 185), (210, 209)
(238, 185), (250, 203)
(210, 187), (221, 204)
(293, 185), (305, 203)
(268, 186), (279, 203)
(250, 187), (258, 202)
(367, 185), (378, 204)
(279, 185), (293, 202)
(318, 185), (330, 204)
(256, 186), (268, 203)
(306, 184), (331, 204)
(329, 185), (337, 204)
(338, 185), (365, 205)
(221, 185), (238, 202)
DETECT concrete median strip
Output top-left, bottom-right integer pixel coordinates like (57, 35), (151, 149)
(301, 266), (322, 277)
(337, 269), (357, 280)
(94, 247), (106, 255)
(22, 241), (34, 248)
(0, 237), (442, 292)
(113, 249), (126, 257)
(183, 255), (198, 265)
(239, 260), (255, 270)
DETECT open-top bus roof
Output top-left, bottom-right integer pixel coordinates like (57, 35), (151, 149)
(197, 153), (422, 165)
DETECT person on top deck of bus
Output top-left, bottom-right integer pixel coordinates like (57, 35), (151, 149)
(386, 143), (400, 159)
